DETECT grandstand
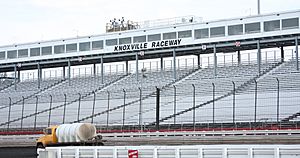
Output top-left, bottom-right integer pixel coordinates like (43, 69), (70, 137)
(0, 10), (300, 133)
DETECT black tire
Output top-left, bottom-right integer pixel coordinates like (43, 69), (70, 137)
(36, 143), (45, 149)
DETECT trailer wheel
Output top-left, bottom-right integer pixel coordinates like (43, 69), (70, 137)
(97, 142), (104, 146)
(36, 143), (45, 149)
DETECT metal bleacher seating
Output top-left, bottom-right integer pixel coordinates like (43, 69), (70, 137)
(1, 56), (300, 129)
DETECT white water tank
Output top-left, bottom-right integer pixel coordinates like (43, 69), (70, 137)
(56, 123), (96, 143)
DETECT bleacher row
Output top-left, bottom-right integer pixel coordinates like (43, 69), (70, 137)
(0, 55), (299, 129)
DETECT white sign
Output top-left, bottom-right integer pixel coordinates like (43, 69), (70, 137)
(114, 39), (182, 52)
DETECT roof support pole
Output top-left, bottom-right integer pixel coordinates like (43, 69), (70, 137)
(213, 44), (217, 78)
(37, 62), (41, 89)
(160, 57), (164, 71)
(173, 49), (177, 81)
(68, 59), (71, 86)
(257, 40), (261, 74)
(280, 46), (284, 62)
(62, 66), (65, 80)
(197, 53), (201, 68)
(93, 63), (96, 77)
(14, 64), (17, 90)
(237, 50), (241, 65)
(17, 69), (21, 82)
(125, 60), (129, 75)
(136, 52), (139, 81)
(295, 37), (299, 71)
(101, 56), (104, 84)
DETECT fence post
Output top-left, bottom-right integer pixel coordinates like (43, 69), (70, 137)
(254, 80), (257, 122)
(276, 78), (280, 122)
(173, 85), (176, 125)
(62, 94), (67, 124)
(48, 95), (52, 127)
(21, 96), (25, 130)
(192, 84), (195, 131)
(212, 83), (215, 124)
(232, 81), (236, 124)
(91, 91), (96, 124)
(7, 97), (12, 131)
(122, 89), (126, 131)
(34, 96), (38, 130)
(77, 93), (81, 122)
(106, 91), (110, 130)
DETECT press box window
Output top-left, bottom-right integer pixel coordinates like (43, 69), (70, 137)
(228, 24), (243, 35)
(0, 51), (5, 59)
(148, 34), (161, 42)
(92, 40), (103, 50)
(106, 39), (118, 46)
(79, 42), (90, 51)
(210, 26), (225, 37)
(163, 32), (176, 40)
(42, 46), (52, 55)
(18, 49), (28, 58)
(54, 45), (65, 54)
(178, 30), (192, 38)
(30, 48), (40, 57)
(133, 36), (146, 43)
(7, 50), (17, 59)
(245, 22), (261, 34)
(119, 37), (132, 45)
(195, 28), (209, 39)
(282, 18), (299, 29)
(264, 20), (280, 32)
(66, 43), (77, 53)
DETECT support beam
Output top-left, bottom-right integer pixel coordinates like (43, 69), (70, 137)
(136, 52), (139, 81)
(296, 37), (299, 71)
(160, 57), (164, 71)
(173, 49), (177, 80)
(197, 53), (201, 68)
(14, 64), (17, 90)
(101, 56), (104, 84)
(68, 59), (71, 86)
(213, 45), (217, 78)
(17, 70), (21, 82)
(280, 46), (284, 62)
(125, 60), (129, 75)
(62, 66), (66, 80)
(237, 50), (241, 65)
(37, 62), (41, 89)
(257, 40), (261, 74)
(93, 63), (96, 77)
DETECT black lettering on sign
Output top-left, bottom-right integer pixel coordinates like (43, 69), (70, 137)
(113, 39), (182, 51)
(151, 42), (156, 47)
(114, 46), (118, 51)
(165, 41), (169, 46)
(178, 39), (182, 45)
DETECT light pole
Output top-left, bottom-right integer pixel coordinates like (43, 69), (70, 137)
(257, 0), (261, 15)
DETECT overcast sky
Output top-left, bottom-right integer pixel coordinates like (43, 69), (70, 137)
(0, 0), (299, 46)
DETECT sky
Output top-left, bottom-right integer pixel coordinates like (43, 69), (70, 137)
(0, 0), (299, 46)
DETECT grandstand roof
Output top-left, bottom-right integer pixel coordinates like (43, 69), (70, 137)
(0, 10), (299, 72)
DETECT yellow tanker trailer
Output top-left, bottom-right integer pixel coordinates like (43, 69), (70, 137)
(36, 123), (103, 148)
